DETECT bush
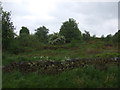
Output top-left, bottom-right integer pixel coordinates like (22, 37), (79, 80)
(59, 18), (81, 42)
(48, 33), (66, 45)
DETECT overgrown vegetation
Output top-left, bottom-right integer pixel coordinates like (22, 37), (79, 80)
(1, 8), (120, 88)
(3, 65), (119, 88)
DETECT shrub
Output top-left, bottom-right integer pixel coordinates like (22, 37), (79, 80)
(59, 18), (81, 42)
(48, 33), (66, 45)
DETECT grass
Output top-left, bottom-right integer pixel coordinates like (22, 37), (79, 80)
(2, 65), (119, 88)
(2, 41), (119, 88)
(3, 47), (119, 65)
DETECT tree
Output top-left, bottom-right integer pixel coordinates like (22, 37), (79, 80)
(48, 33), (66, 45)
(93, 35), (96, 38)
(19, 26), (30, 36)
(2, 10), (15, 51)
(35, 26), (49, 43)
(113, 30), (120, 43)
(82, 30), (91, 41)
(105, 34), (113, 42)
(101, 35), (105, 40)
(59, 18), (81, 42)
(16, 34), (30, 47)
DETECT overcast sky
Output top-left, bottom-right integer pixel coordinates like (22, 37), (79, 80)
(2, 0), (119, 37)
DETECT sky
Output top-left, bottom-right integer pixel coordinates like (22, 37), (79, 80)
(2, 0), (119, 37)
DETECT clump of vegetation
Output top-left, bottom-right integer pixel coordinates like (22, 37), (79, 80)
(3, 65), (119, 88)
(2, 10), (15, 52)
(59, 18), (81, 42)
(82, 30), (91, 41)
(48, 33), (66, 45)
(35, 26), (49, 43)
(19, 26), (30, 36)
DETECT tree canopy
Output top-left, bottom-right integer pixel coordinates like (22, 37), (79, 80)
(2, 10), (15, 50)
(59, 18), (81, 42)
(113, 30), (120, 43)
(82, 30), (91, 41)
(35, 26), (49, 43)
(19, 26), (30, 36)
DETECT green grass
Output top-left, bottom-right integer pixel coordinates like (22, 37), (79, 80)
(3, 46), (119, 65)
(2, 41), (119, 88)
(2, 65), (119, 88)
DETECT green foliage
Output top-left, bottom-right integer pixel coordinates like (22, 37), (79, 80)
(59, 18), (81, 42)
(106, 34), (112, 41)
(48, 33), (66, 45)
(35, 26), (49, 43)
(102, 34), (113, 44)
(2, 10), (15, 51)
(82, 30), (91, 41)
(69, 39), (81, 48)
(3, 65), (119, 88)
(94, 52), (120, 58)
(101, 35), (105, 41)
(6, 34), (43, 54)
(16, 34), (34, 47)
(113, 30), (120, 43)
(19, 26), (29, 36)
(92, 34), (96, 38)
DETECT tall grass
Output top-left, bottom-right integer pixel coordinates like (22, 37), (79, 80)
(2, 41), (119, 88)
(3, 65), (119, 88)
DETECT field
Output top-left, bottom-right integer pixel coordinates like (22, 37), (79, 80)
(2, 40), (120, 88)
